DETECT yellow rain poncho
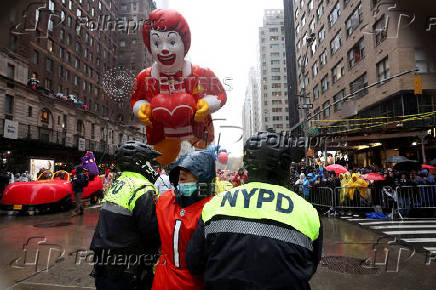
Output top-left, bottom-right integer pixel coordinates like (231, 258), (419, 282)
(214, 178), (234, 195)
(339, 173), (352, 203)
(345, 173), (369, 201)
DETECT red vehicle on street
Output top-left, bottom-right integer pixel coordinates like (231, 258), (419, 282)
(0, 170), (103, 213)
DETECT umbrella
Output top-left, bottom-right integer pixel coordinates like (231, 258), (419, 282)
(385, 155), (410, 163)
(430, 158), (436, 166)
(393, 160), (421, 172)
(325, 164), (347, 174)
(422, 164), (436, 170)
(362, 173), (386, 181)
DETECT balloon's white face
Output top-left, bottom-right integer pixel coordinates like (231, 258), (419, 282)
(150, 30), (185, 73)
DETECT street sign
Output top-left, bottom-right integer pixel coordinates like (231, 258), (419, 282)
(298, 104), (313, 110)
(414, 76), (422, 95)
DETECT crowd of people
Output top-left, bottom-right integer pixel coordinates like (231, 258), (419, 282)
(288, 164), (436, 209)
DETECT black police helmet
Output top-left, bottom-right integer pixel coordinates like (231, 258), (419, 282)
(243, 131), (292, 185)
(115, 140), (162, 183)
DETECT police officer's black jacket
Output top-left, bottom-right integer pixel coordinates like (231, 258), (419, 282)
(186, 183), (323, 290)
(90, 172), (160, 266)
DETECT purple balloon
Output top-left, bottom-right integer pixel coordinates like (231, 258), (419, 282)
(81, 151), (99, 176)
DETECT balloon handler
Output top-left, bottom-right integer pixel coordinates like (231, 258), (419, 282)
(131, 9), (227, 165)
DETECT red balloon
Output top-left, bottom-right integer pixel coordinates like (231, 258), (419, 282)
(151, 93), (196, 128)
(218, 152), (228, 164)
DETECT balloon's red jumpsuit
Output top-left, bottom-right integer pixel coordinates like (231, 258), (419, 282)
(131, 61), (227, 145)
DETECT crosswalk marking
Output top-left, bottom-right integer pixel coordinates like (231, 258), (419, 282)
(402, 238), (436, 243)
(424, 247), (436, 253)
(370, 225), (436, 229)
(359, 220), (436, 226)
(383, 230), (436, 235)
(342, 217), (436, 254)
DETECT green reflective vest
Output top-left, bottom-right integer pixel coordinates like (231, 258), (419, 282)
(102, 171), (156, 213)
(202, 182), (320, 241)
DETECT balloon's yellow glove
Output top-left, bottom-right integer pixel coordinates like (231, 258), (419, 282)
(194, 99), (210, 122)
(138, 104), (153, 127)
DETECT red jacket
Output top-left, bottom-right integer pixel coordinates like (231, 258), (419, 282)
(153, 190), (212, 290)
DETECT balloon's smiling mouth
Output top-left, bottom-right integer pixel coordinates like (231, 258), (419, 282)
(158, 54), (176, 65)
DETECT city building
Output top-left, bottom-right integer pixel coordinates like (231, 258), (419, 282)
(0, 0), (155, 173)
(242, 67), (261, 143)
(288, 0), (436, 167)
(259, 9), (291, 132)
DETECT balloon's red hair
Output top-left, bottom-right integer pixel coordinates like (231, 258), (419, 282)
(142, 9), (191, 55)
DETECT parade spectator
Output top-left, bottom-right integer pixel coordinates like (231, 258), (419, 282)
(231, 168), (247, 187)
(154, 168), (174, 195)
(71, 165), (89, 216)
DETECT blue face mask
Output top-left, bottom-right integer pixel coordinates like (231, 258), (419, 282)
(177, 182), (198, 196)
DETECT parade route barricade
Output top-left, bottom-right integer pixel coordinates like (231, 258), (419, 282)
(300, 185), (436, 218)
(396, 185), (436, 212)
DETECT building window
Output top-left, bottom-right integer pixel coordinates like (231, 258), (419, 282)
(320, 49), (327, 67)
(272, 83), (282, 88)
(323, 100), (330, 118)
(120, 40), (126, 47)
(41, 109), (49, 123)
(9, 34), (17, 52)
(302, 14), (306, 27)
(32, 50), (39, 64)
(58, 65), (63, 79)
(77, 120), (83, 134)
(66, 52), (71, 63)
(330, 31), (342, 55)
(67, 15), (72, 27)
(331, 60), (344, 83)
(272, 76), (281, 81)
(346, 2), (363, 36)
(313, 84), (319, 100)
(296, 24), (300, 35)
(7, 64), (15, 79)
(308, 0), (314, 10)
(312, 62), (319, 78)
(415, 49), (436, 73)
(5, 95), (14, 115)
(376, 57), (390, 81)
(270, 43), (280, 49)
(347, 37), (365, 68)
(333, 90), (345, 111)
(74, 75), (78, 86)
(46, 58), (53, 72)
(269, 27), (279, 32)
(59, 47), (64, 59)
(317, 2), (324, 20)
(350, 73), (368, 98)
(66, 33), (71, 45)
(47, 39), (53, 52)
(318, 26), (325, 43)
(60, 29), (65, 41)
(310, 38), (317, 55)
(271, 60), (280, 65)
(328, 2), (341, 28)
(28, 106), (33, 117)
(309, 19), (315, 34)
(271, 67), (280, 72)
(321, 74), (329, 93)
(374, 15), (387, 46)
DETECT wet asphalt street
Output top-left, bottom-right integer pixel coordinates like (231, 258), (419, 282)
(0, 208), (436, 290)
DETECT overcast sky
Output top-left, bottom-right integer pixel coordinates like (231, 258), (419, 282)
(154, 0), (284, 157)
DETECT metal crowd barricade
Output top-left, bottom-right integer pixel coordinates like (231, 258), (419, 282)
(304, 186), (335, 209)
(396, 185), (436, 212)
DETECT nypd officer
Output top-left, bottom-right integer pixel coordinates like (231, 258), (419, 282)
(90, 141), (161, 290)
(186, 131), (322, 290)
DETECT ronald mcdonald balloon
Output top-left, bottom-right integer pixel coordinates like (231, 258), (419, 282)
(131, 9), (227, 165)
